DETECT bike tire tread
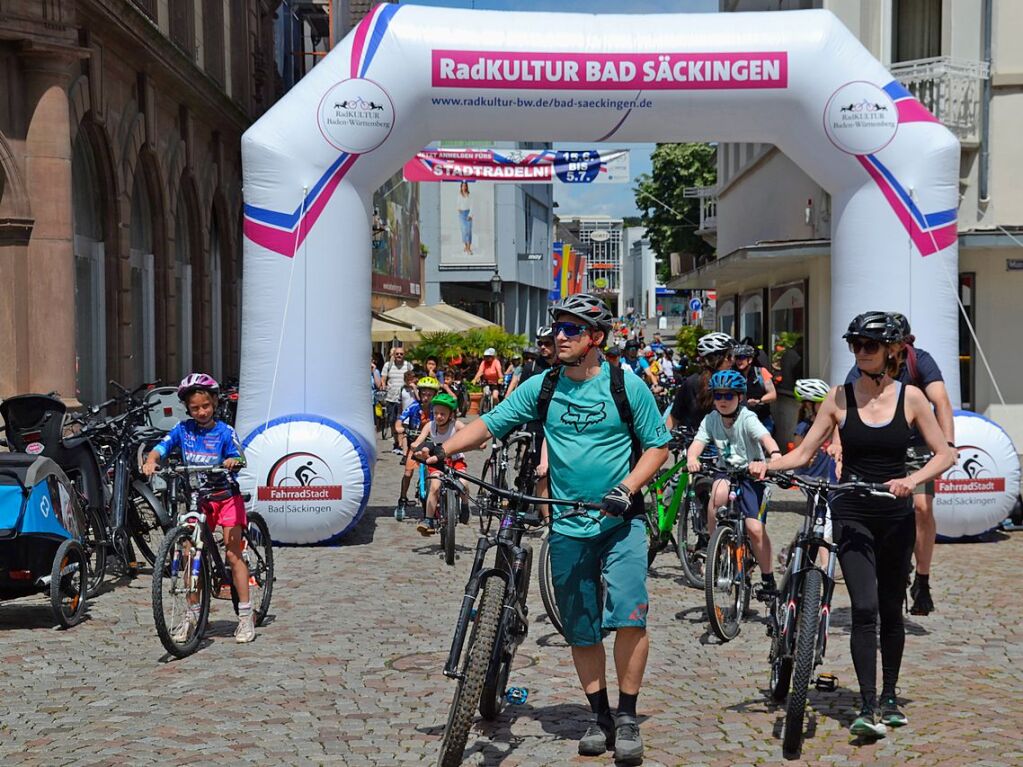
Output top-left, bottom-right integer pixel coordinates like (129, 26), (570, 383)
(783, 568), (823, 756)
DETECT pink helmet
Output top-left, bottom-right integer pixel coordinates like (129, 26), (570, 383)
(177, 373), (220, 402)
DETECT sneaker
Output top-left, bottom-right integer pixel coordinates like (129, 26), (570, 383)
(760, 574), (778, 596)
(850, 705), (887, 739)
(578, 713), (615, 756)
(417, 518), (437, 536)
(613, 713), (644, 765)
(394, 499), (408, 521)
(879, 694), (908, 727)
(391, 446), (404, 456)
(235, 613), (256, 643)
(459, 498), (470, 525)
(171, 611), (198, 643)
(910, 576), (934, 615)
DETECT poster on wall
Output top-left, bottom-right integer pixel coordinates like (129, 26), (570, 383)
(439, 181), (495, 267)
(371, 171), (422, 297)
(405, 148), (629, 184)
(550, 242), (586, 301)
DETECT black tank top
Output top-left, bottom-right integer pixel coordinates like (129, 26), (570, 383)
(840, 382), (910, 482)
(835, 382), (913, 518)
(745, 367), (771, 421)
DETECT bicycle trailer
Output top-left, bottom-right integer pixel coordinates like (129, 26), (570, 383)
(0, 453), (90, 627)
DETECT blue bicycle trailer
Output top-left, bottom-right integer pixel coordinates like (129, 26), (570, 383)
(0, 453), (91, 628)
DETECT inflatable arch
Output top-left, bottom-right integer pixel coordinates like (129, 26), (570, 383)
(238, 6), (961, 544)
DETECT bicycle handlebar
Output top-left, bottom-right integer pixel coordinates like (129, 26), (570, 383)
(765, 470), (895, 499)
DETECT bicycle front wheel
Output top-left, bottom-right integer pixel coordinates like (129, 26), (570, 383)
(442, 488), (458, 566)
(677, 492), (705, 589)
(152, 526), (211, 658)
(437, 578), (504, 767)
(705, 523), (743, 642)
(537, 532), (563, 636)
(783, 569), (823, 757)
(128, 486), (166, 566)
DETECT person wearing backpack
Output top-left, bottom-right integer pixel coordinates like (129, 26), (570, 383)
(419, 293), (669, 765)
(379, 346), (414, 454)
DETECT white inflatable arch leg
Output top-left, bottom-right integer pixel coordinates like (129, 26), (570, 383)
(238, 6), (960, 544)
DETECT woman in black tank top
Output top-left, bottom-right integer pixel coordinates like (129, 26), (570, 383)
(762, 311), (955, 739)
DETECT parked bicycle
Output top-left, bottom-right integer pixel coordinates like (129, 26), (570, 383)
(429, 462), (599, 767)
(151, 466), (274, 658)
(761, 471), (894, 757)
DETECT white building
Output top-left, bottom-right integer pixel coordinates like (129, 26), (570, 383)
(622, 227), (657, 319)
(672, 0), (1022, 432)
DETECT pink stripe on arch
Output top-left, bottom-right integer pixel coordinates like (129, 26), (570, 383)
(896, 98), (939, 124)
(856, 155), (955, 257)
(350, 6), (380, 78)
(245, 153), (359, 257)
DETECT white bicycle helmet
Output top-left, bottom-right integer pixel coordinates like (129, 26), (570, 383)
(697, 332), (735, 357)
(794, 378), (831, 403)
(483, 347), (497, 357)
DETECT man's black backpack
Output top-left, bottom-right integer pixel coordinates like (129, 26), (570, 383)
(535, 364), (645, 519)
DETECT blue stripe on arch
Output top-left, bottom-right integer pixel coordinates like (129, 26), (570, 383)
(359, 4), (401, 78)
(866, 154), (926, 229)
(924, 208), (957, 228)
(883, 80), (912, 101)
(243, 153), (349, 229)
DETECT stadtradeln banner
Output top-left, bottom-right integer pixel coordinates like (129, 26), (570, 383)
(404, 148), (629, 183)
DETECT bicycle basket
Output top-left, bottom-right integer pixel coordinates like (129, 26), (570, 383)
(0, 394), (68, 453)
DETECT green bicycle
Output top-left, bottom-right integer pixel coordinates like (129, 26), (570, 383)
(644, 428), (713, 588)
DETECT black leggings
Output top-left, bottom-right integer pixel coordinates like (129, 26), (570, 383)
(833, 513), (916, 704)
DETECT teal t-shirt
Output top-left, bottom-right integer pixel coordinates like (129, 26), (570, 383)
(481, 362), (670, 538)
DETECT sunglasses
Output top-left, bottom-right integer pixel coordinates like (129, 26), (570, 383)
(553, 321), (589, 338)
(713, 392), (737, 401)
(537, 340), (554, 347)
(848, 338), (881, 354)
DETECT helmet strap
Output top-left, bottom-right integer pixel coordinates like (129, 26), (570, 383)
(857, 367), (887, 385)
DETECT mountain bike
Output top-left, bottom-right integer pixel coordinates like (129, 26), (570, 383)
(761, 472), (894, 757)
(431, 463), (599, 767)
(151, 466), (274, 658)
(703, 464), (767, 642)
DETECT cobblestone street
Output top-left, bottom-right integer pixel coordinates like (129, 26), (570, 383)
(2, 436), (1023, 766)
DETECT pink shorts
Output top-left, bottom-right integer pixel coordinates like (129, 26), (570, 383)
(201, 494), (248, 529)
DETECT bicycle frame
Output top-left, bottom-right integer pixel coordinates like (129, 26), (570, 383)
(647, 458), (689, 537)
(166, 473), (236, 595)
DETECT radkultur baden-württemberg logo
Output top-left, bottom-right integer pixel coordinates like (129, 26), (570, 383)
(824, 81), (898, 155)
(317, 78), (395, 154)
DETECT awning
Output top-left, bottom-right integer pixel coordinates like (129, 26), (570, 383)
(372, 312), (421, 343)
(379, 301), (497, 333)
(668, 239), (831, 290)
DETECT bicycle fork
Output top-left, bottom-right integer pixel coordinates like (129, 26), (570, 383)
(443, 535), (502, 679)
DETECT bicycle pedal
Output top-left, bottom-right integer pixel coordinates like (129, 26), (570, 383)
(815, 673), (838, 691)
(505, 687), (528, 705)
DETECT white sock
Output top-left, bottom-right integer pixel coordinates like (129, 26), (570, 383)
(238, 601), (252, 618)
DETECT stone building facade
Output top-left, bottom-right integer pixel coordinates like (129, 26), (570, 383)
(0, 0), (279, 405)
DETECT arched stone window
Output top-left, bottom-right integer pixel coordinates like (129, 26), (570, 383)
(130, 172), (156, 384)
(72, 134), (105, 403)
(210, 209), (224, 379)
(175, 186), (195, 373)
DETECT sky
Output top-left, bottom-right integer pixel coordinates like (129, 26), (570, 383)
(396, 0), (719, 220)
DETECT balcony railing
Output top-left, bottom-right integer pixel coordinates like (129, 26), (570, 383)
(889, 56), (990, 145)
(683, 186), (718, 234)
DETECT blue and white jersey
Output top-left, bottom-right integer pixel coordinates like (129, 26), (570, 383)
(155, 420), (242, 488)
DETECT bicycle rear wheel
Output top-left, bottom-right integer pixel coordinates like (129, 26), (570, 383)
(152, 526), (211, 658)
(437, 578), (504, 767)
(241, 512), (275, 626)
(677, 492), (705, 589)
(705, 523), (743, 642)
(783, 569), (823, 757)
(128, 487), (165, 566)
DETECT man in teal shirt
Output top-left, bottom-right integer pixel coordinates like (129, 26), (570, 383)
(421, 293), (669, 765)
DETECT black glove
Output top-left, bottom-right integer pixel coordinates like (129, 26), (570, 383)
(426, 442), (447, 464)
(600, 482), (633, 517)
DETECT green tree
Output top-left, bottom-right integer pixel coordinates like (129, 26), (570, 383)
(634, 143), (717, 282)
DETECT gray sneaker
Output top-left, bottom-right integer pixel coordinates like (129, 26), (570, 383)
(578, 713), (614, 756)
(614, 713), (644, 765)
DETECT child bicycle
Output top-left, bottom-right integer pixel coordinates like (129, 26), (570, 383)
(426, 460), (600, 767)
(150, 466), (274, 658)
(760, 471), (894, 758)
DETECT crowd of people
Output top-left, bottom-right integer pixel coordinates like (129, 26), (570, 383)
(381, 291), (957, 762)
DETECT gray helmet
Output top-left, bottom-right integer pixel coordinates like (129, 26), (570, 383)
(548, 293), (613, 332)
(843, 311), (901, 344)
(732, 343), (756, 359)
(522, 346), (539, 358)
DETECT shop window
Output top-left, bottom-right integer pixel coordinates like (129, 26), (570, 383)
(717, 297), (735, 336)
(770, 281), (806, 390)
(739, 291), (764, 347)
